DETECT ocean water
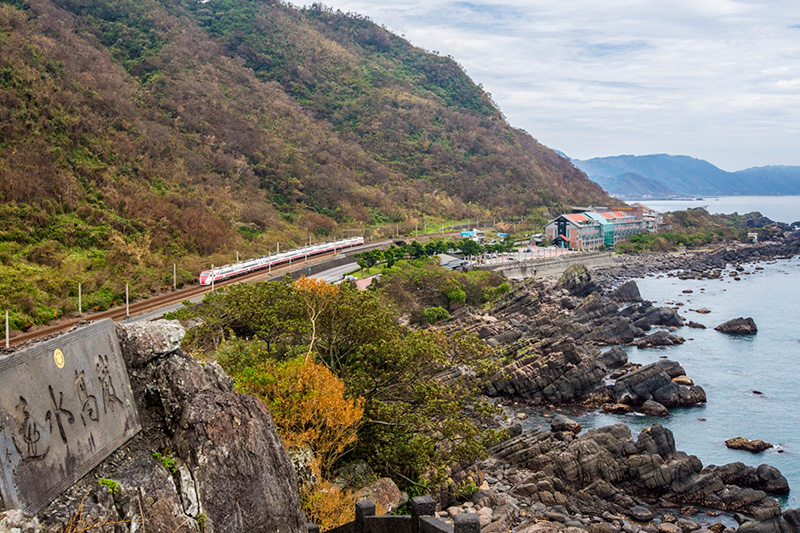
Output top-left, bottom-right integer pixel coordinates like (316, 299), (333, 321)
(521, 257), (800, 508)
(630, 196), (800, 224)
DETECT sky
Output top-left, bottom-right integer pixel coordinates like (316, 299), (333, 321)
(320, 0), (800, 171)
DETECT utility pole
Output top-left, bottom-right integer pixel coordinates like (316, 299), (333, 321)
(78, 283), (82, 315)
(5, 310), (9, 349)
(211, 264), (215, 292)
(125, 283), (130, 317)
(173, 263), (177, 291)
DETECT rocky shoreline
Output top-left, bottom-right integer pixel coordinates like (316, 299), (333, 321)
(435, 234), (800, 533)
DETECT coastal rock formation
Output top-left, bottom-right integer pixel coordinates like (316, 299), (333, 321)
(609, 280), (643, 302)
(449, 276), (704, 409)
(21, 320), (306, 533)
(726, 437), (774, 453)
(634, 329), (686, 348)
(557, 264), (597, 297)
(490, 423), (784, 521)
(705, 463), (789, 495)
(550, 415), (581, 434)
(612, 360), (705, 408)
(715, 317), (758, 334)
(639, 400), (670, 417)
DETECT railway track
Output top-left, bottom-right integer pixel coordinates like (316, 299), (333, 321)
(5, 248), (348, 349)
(4, 232), (469, 349)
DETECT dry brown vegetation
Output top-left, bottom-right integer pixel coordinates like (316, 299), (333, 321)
(0, 0), (612, 329)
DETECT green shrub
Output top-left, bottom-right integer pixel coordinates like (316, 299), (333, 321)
(421, 306), (450, 324)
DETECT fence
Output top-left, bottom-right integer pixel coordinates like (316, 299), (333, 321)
(309, 497), (480, 533)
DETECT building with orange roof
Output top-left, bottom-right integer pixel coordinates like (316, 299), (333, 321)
(544, 204), (661, 250)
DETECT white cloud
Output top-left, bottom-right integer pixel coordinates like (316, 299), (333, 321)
(323, 0), (800, 169)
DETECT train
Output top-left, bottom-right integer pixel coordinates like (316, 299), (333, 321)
(199, 237), (365, 285)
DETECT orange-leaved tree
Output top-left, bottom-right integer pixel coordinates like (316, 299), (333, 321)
(233, 351), (363, 475)
(230, 346), (364, 529)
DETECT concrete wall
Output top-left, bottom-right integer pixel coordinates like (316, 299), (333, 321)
(472, 252), (617, 280)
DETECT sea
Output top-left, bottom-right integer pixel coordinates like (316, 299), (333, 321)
(520, 196), (800, 508)
(631, 196), (800, 224)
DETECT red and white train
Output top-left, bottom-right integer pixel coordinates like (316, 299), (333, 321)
(199, 237), (364, 285)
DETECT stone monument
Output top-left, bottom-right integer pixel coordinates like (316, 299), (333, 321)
(0, 319), (140, 514)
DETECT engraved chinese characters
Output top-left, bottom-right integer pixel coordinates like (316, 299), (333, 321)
(0, 320), (140, 515)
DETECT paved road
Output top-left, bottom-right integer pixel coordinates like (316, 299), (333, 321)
(310, 262), (358, 283)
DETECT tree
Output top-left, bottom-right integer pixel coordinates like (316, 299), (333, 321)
(294, 276), (338, 360)
(445, 283), (466, 310)
(458, 238), (482, 256)
(408, 240), (426, 259)
(175, 276), (502, 493)
(233, 350), (364, 474)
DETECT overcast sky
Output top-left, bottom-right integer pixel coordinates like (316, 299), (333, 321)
(321, 0), (800, 171)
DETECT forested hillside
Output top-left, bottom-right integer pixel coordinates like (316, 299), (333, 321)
(0, 0), (611, 328)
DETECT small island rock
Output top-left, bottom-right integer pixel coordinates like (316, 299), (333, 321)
(715, 317), (758, 334)
(725, 436), (773, 453)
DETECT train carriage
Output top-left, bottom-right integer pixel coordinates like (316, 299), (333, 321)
(199, 237), (364, 285)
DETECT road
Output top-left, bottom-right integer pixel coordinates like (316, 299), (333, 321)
(310, 262), (358, 284)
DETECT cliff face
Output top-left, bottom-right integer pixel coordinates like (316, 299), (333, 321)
(2, 320), (306, 533)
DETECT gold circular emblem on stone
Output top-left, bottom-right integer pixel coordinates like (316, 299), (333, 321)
(54, 349), (65, 369)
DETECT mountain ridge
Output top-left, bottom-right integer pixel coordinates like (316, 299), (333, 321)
(573, 154), (800, 197)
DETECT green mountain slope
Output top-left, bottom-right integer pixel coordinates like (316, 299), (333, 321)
(0, 0), (611, 329)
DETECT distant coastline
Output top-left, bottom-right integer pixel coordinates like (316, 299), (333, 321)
(573, 154), (800, 198)
(628, 195), (800, 224)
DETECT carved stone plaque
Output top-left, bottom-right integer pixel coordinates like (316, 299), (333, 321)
(0, 319), (140, 514)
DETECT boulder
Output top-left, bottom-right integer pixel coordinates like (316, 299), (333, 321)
(356, 478), (405, 513)
(613, 361), (692, 405)
(652, 382), (706, 408)
(639, 400), (670, 417)
(706, 463), (789, 495)
(557, 264), (597, 297)
(174, 387), (306, 532)
(630, 505), (655, 522)
(725, 437), (773, 453)
(714, 317), (758, 334)
(33, 320), (307, 533)
(610, 280), (643, 302)
(551, 415), (582, 434)
(602, 403), (634, 414)
(601, 346), (628, 368)
(635, 330), (685, 349)
(644, 307), (684, 328)
(115, 319), (185, 367)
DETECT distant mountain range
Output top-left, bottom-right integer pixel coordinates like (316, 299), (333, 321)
(572, 154), (800, 198)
